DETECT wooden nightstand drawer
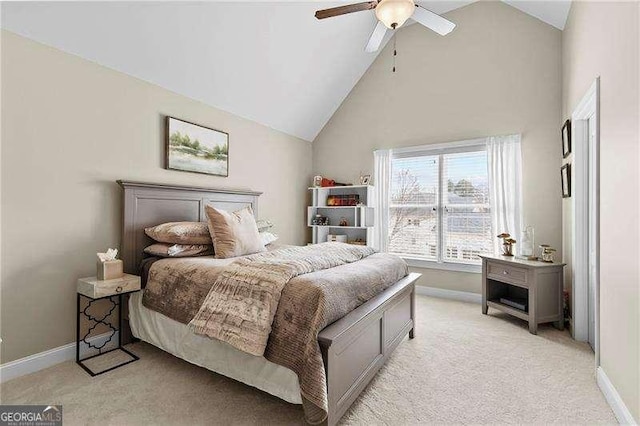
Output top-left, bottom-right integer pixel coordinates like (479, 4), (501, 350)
(487, 262), (528, 286)
(77, 274), (141, 299)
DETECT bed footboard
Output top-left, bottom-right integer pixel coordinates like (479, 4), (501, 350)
(318, 272), (420, 426)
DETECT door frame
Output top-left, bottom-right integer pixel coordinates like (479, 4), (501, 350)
(571, 77), (600, 365)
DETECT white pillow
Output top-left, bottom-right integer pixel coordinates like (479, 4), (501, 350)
(260, 232), (279, 246)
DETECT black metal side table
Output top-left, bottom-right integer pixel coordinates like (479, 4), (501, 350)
(76, 274), (141, 376)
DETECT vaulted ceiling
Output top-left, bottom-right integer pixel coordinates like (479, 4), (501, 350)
(1, 1), (570, 141)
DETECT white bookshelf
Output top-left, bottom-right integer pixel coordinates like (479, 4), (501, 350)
(308, 185), (374, 246)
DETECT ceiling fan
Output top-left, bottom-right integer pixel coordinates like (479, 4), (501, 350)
(315, 0), (456, 53)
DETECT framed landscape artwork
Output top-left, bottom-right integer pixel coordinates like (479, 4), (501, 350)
(166, 116), (229, 177)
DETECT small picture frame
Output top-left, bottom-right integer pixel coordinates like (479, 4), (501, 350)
(561, 163), (571, 198)
(360, 174), (371, 185)
(561, 119), (571, 158)
(313, 175), (323, 187)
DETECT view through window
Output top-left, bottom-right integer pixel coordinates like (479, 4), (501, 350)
(389, 147), (492, 264)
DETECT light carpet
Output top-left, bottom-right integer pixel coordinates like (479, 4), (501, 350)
(0, 296), (616, 425)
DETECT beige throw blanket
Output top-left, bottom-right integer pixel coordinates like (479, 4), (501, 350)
(188, 242), (375, 356)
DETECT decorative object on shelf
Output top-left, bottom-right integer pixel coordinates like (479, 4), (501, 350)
(349, 238), (366, 246)
(561, 163), (571, 198)
(311, 214), (329, 226)
(540, 245), (556, 263)
(97, 248), (123, 281)
(313, 175), (323, 187)
(327, 194), (360, 206)
(321, 177), (335, 187)
(320, 177), (350, 187)
(539, 244), (550, 258)
(497, 233), (516, 256)
(166, 116), (229, 177)
(339, 217), (349, 226)
(360, 174), (371, 185)
(327, 234), (348, 243)
(561, 119), (571, 158)
(518, 226), (537, 260)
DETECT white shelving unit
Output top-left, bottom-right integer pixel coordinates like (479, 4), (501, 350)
(308, 185), (374, 246)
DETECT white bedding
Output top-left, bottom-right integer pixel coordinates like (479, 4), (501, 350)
(128, 292), (302, 404)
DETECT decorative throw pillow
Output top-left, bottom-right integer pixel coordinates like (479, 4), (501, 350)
(260, 231), (279, 246)
(145, 222), (212, 245)
(205, 205), (266, 259)
(144, 243), (214, 258)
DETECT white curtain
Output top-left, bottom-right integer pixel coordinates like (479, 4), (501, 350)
(487, 134), (523, 255)
(373, 149), (391, 252)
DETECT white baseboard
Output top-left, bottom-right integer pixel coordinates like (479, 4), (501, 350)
(597, 366), (637, 425)
(415, 285), (482, 304)
(0, 332), (119, 383)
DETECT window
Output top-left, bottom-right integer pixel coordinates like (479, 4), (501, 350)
(388, 142), (492, 266)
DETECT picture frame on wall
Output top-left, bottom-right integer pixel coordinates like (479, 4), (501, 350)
(166, 116), (229, 177)
(561, 163), (571, 198)
(561, 119), (571, 158)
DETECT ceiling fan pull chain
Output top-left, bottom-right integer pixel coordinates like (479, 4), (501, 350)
(392, 31), (397, 73)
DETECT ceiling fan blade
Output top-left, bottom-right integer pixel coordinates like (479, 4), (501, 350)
(365, 21), (387, 52)
(315, 1), (378, 20)
(411, 5), (456, 35)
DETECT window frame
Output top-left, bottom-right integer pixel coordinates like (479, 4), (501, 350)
(389, 138), (489, 274)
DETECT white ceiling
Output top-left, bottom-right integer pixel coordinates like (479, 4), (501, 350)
(502, 0), (571, 30)
(1, 1), (570, 142)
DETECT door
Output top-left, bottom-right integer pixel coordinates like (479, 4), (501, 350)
(587, 114), (598, 350)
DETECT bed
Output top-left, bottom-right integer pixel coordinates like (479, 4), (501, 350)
(118, 180), (420, 425)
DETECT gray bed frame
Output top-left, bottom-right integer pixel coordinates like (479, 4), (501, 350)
(118, 180), (419, 426)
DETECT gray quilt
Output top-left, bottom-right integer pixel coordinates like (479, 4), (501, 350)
(143, 243), (408, 424)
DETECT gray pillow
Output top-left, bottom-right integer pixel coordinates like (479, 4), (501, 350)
(145, 221), (212, 245)
(144, 243), (213, 258)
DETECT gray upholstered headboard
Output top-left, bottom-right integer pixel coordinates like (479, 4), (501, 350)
(118, 180), (262, 274)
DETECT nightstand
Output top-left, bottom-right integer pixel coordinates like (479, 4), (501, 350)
(76, 274), (141, 376)
(479, 255), (565, 334)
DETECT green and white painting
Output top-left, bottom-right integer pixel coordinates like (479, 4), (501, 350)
(166, 117), (229, 176)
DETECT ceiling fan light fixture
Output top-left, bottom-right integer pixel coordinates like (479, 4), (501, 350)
(375, 0), (415, 29)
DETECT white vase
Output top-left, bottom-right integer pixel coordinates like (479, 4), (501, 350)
(521, 226), (535, 257)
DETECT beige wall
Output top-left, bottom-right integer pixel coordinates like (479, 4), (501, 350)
(562, 2), (640, 420)
(0, 31), (312, 363)
(313, 1), (563, 293)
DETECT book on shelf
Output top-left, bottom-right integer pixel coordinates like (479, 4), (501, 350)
(499, 297), (528, 312)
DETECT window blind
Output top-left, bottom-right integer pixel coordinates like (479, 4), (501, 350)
(387, 143), (491, 265)
(441, 151), (492, 262)
(389, 155), (439, 259)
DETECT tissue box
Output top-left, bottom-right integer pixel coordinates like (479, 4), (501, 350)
(97, 259), (124, 281)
